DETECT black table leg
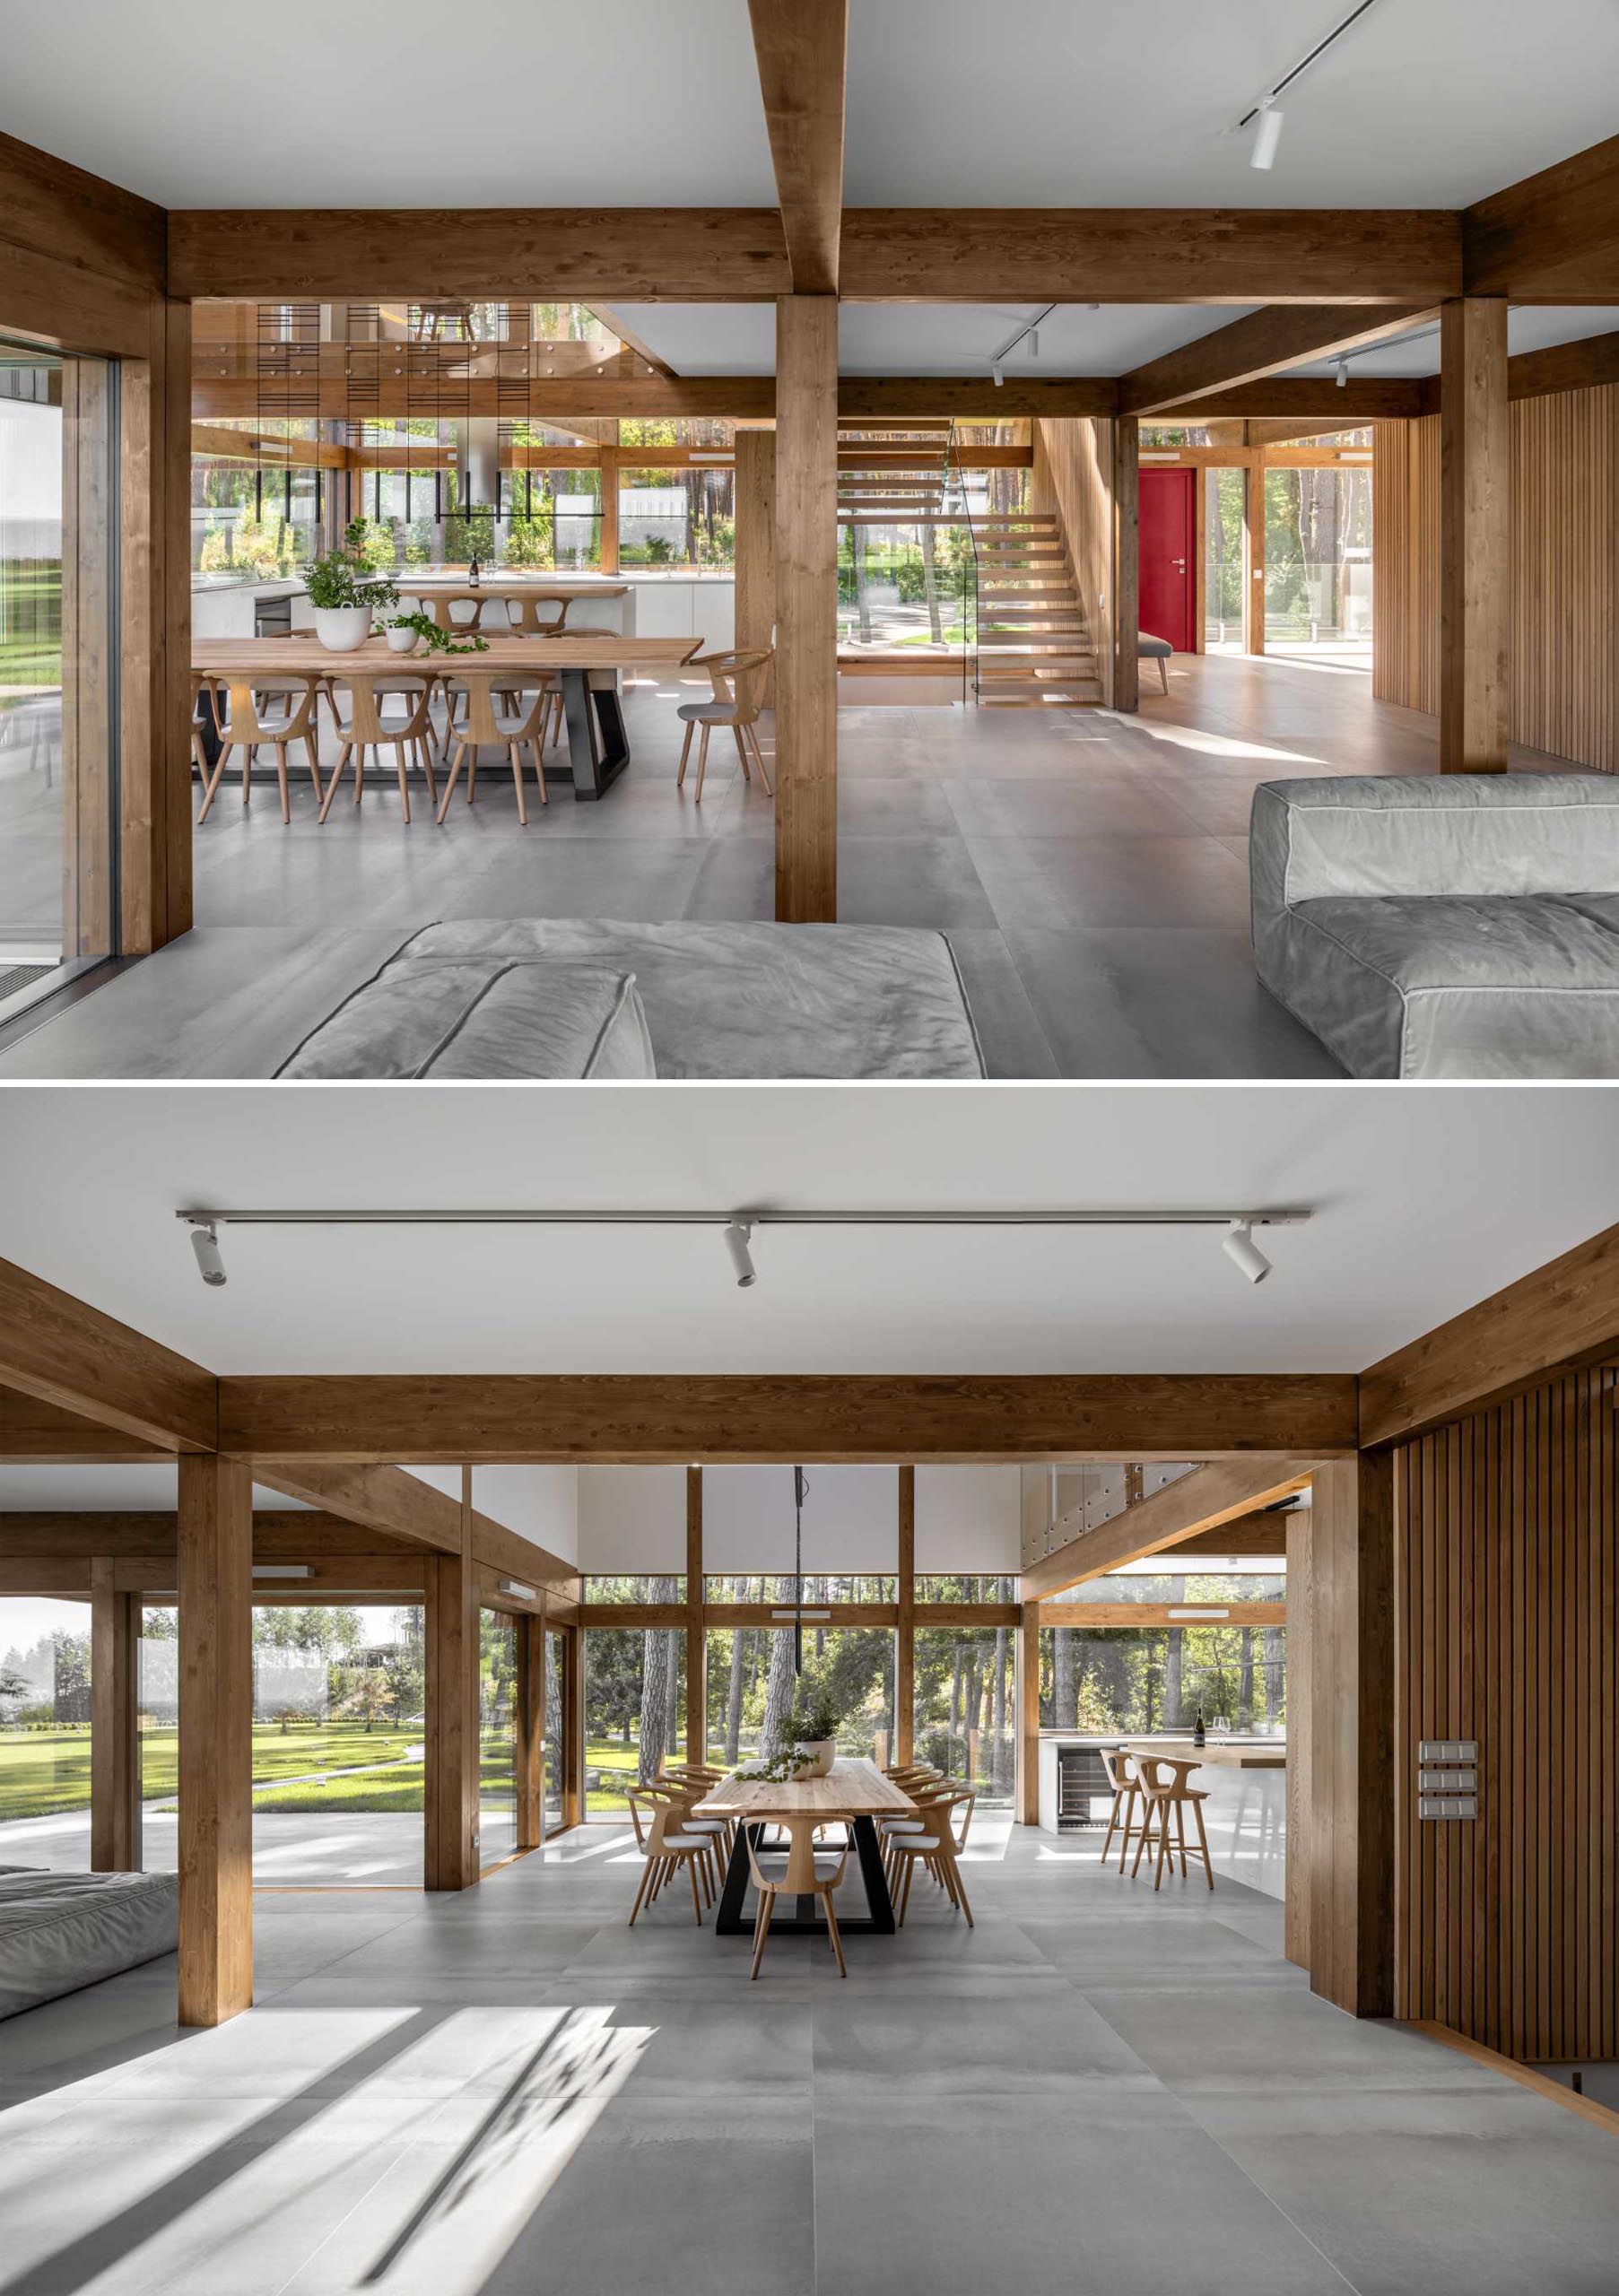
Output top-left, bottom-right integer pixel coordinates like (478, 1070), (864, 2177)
(557, 668), (631, 800)
(711, 1815), (897, 1937)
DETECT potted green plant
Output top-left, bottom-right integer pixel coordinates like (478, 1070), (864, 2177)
(302, 520), (399, 651)
(787, 1683), (845, 1779)
(382, 609), (436, 657)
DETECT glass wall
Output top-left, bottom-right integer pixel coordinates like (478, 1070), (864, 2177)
(913, 1624), (1017, 1806)
(583, 1612), (685, 1817)
(584, 1575), (687, 1604)
(706, 1618), (895, 1770)
(479, 1609), (518, 1867)
(0, 1596), (92, 1870)
(1, 346), (114, 1019)
(838, 521), (976, 656)
(1204, 466), (1245, 650)
(1039, 1621), (1286, 1735)
(619, 465), (734, 570)
(138, 1604), (428, 1883)
(1264, 465), (1372, 657)
(704, 1575), (894, 1604)
(544, 1625), (566, 1834)
(915, 1575), (1019, 1603)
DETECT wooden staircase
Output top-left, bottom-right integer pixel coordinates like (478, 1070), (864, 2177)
(836, 422), (949, 521)
(972, 514), (1102, 706)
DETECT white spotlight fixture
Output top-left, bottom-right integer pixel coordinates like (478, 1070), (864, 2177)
(188, 1219), (226, 1288)
(498, 1578), (537, 1602)
(1336, 357), (1350, 389)
(1222, 1218), (1273, 1286)
(1250, 97), (1284, 170)
(725, 1219), (757, 1290)
(992, 360), (1004, 388)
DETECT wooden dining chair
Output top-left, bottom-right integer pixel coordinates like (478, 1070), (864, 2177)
(435, 672), (552, 824)
(884, 1788), (976, 1926)
(318, 672), (438, 824)
(627, 1788), (719, 1926)
(744, 1820), (850, 1979)
(196, 675), (324, 825)
(675, 648), (774, 799)
(1128, 1753), (1214, 1892)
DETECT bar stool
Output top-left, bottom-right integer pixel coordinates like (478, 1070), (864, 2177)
(1129, 1753), (1214, 1892)
(1099, 1746), (1145, 1872)
(744, 1818), (850, 1979)
(196, 674), (324, 824)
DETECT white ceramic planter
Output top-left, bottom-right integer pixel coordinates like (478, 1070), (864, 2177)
(313, 605), (375, 653)
(799, 1738), (836, 1779)
(385, 627), (422, 655)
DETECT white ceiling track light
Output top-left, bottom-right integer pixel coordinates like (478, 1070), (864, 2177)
(988, 304), (1057, 386)
(176, 1205), (1311, 1292)
(1237, 0), (1382, 170)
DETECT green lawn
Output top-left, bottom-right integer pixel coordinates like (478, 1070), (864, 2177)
(0, 1721), (427, 1820)
(0, 564), (62, 688)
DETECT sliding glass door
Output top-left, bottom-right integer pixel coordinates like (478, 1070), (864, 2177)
(0, 344), (116, 1020)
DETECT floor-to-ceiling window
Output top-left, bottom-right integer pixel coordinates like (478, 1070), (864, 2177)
(0, 1596), (91, 1871)
(0, 346), (115, 1021)
(137, 1602), (428, 1884)
(583, 1608), (685, 1819)
(913, 1623), (1017, 1806)
(544, 1624), (567, 1834)
(479, 1608), (518, 1866)
(1265, 463), (1372, 661)
(1204, 466), (1245, 651)
(706, 1603), (896, 1770)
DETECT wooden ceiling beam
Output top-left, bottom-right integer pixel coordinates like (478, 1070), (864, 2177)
(189, 373), (1117, 422)
(217, 1375), (1358, 1465)
(1119, 305), (1435, 417)
(1159, 378), (1422, 420)
(1021, 1457), (1314, 1601)
(1463, 132), (1619, 298)
(839, 209), (1461, 303)
(0, 1257), (217, 1455)
(248, 1458), (578, 1594)
(0, 1390), (171, 1462)
(0, 1509), (417, 1558)
(168, 209), (791, 302)
(1360, 1222), (1619, 1448)
(748, 0), (848, 296)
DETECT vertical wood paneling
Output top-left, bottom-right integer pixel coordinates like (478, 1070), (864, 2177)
(1031, 417), (1118, 708)
(1374, 387), (1619, 771)
(1394, 1361), (1619, 2059)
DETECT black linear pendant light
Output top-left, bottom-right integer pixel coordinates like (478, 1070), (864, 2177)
(793, 1466), (807, 1674)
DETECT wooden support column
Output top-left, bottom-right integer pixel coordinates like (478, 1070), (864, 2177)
(1287, 1456), (1396, 2015)
(1112, 414), (1140, 710)
(735, 426), (777, 702)
(570, 1615), (588, 1825)
(177, 1455), (253, 2028)
(895, 1466), (915, 1765)
(1017, 1606), (1040, 1824)
(685, 1466), (705, 1762)
(90, 1555), (140, 1871)
(598, 440), (620, 575)
(1242, 457), (1266, 656)
(423, 1466), (480, 1889)
(516, 1605), (543, 1851)
(1439, 296), (1510, 771)
(773, 294), (839, 921)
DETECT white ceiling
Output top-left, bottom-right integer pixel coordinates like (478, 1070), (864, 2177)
(1284, 305), (1619, 380)
(0, 1), (1614, 212)
(0, 1467), (306, 1512)
(0, 1086), (1614, 1381)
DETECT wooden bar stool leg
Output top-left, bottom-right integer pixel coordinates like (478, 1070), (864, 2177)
(1174, 1801), (1189, 1879)
(1192, 1797), (1214, 1890)
(1130, 1799), (1155, 1879)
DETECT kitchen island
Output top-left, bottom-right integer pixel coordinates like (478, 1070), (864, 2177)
(1038, 1732), (1287, 1898)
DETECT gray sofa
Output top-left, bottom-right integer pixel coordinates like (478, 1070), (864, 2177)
(1250, 773), (1619, 1078)
(0, 1866), (178, 2020)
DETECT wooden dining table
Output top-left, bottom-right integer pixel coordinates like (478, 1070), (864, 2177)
(191, 633), (703, 801)
(697, 1757), (918, 1937)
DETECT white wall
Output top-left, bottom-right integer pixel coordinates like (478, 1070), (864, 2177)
(577, 1465), (688, 1573)
(701, 1465), (898, 1573)
(405, 1464), (580, 1563)
(915, 1465), (1021, 1572)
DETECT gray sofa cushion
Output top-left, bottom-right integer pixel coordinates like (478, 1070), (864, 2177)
(1250, 774), (1619, 1078)
(275, 960), (656, 1079)
(0, 1866), (178, 2020)
(389, 919), (987, 1079)
(1277, 896), (1619, 1079)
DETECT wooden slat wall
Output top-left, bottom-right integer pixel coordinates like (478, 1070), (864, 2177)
(1371, 414), (1441, 718)
(1031, 417), (1117, 708)
(1393, 1361), (1618, 2060)
(1373, 390), (1619, 771)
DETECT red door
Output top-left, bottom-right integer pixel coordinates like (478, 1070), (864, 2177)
(1138, 467), (1197, 653)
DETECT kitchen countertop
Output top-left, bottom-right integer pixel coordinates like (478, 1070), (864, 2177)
(1121, 1735), (1287, 1770)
